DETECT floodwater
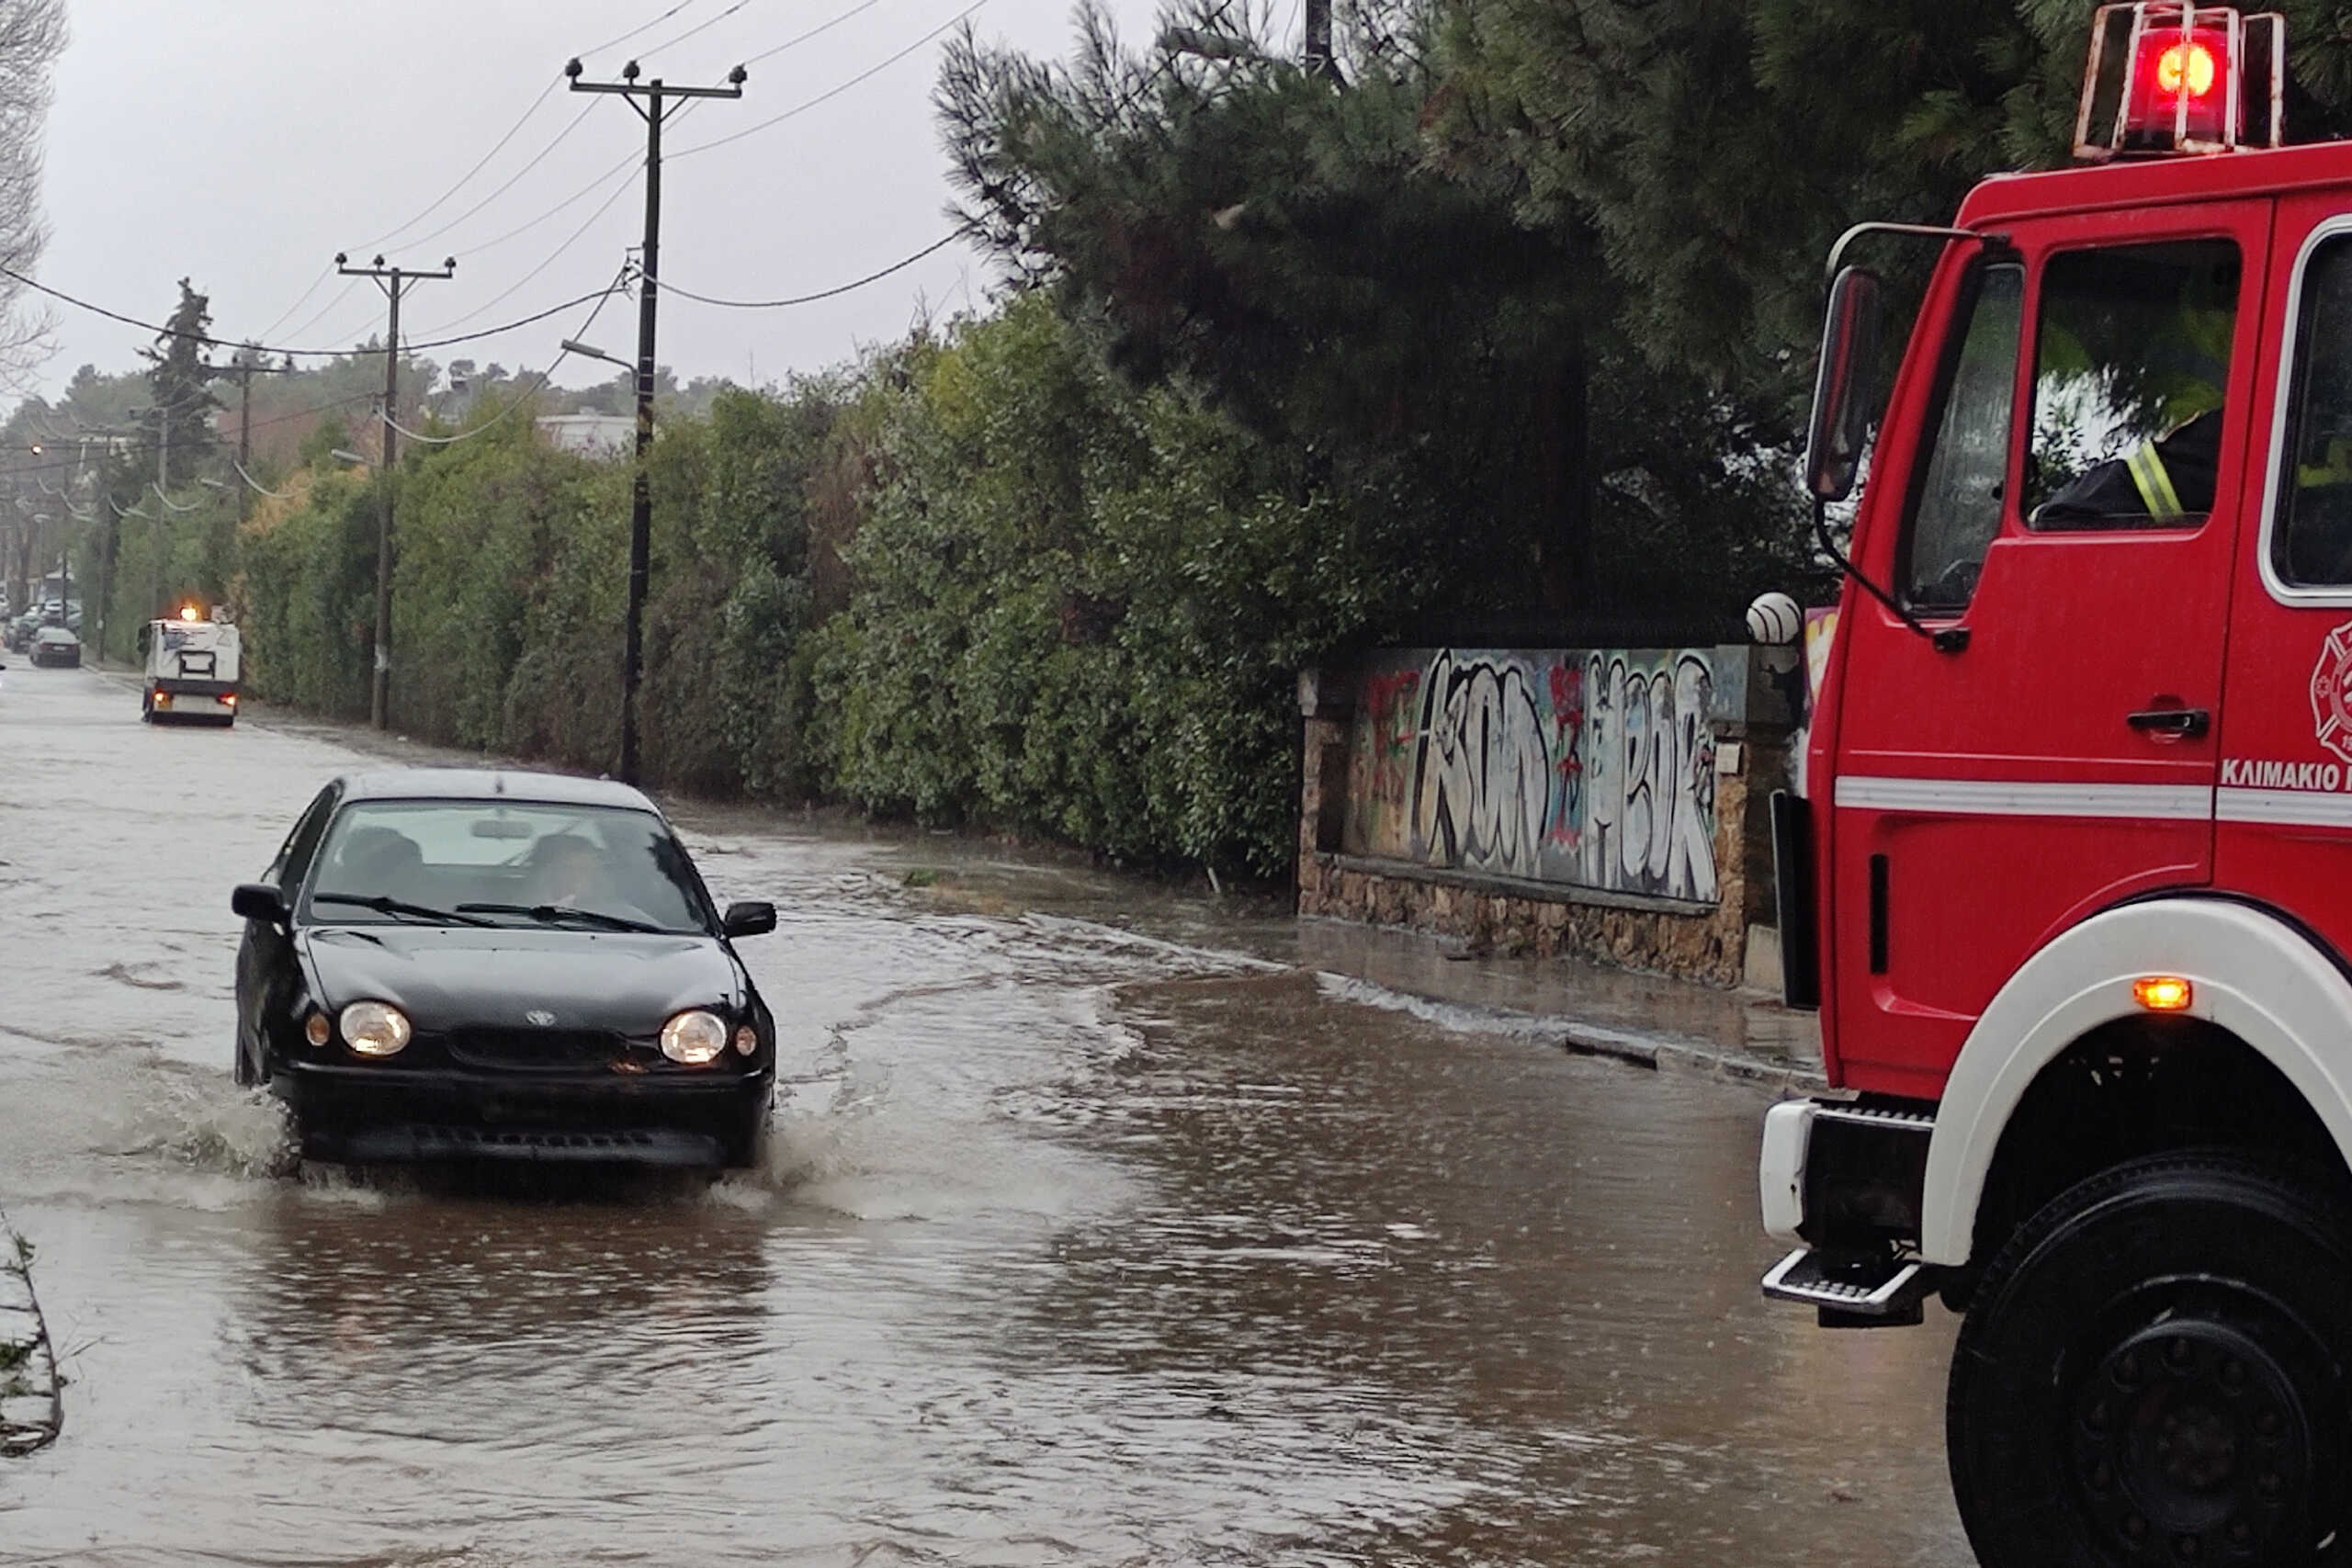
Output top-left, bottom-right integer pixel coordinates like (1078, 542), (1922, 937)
(0, 664), (1972, 1565)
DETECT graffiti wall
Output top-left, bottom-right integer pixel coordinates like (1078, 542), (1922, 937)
(1342, 647), (1722, 905)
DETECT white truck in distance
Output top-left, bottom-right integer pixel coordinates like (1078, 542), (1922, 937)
(142, 615), (241, 727)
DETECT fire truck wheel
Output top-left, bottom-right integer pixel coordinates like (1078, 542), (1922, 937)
(1948, 1153), (2352, 1568)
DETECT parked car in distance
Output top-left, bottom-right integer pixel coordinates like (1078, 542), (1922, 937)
(28, 626), (80, 668)
(232, 769), (780, 1168)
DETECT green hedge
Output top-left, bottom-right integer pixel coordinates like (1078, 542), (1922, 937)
(180, 297), (1422, 877)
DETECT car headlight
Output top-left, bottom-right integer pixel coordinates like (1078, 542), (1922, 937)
(661, 1009), (729, 1066)
(339, 1000), (412, 1058)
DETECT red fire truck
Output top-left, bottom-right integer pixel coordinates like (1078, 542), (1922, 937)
(1758, 6), (2352, 1563)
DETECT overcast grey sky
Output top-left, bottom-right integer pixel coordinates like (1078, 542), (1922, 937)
(29, 0), (1164, 401)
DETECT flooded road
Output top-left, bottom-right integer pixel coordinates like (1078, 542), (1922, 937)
(0, 664), (1971, 1565)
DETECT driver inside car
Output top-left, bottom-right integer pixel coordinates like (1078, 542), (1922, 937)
(2031, 406), (2223, 525)
(528, 834), (660, 927)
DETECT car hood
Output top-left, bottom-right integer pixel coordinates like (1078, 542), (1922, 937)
(300, 924), (745, 1035)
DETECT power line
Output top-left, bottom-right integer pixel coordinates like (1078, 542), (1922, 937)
(277, 277), (365, 350)
(741, 0), (887, 66)
(581, 0), (706, 62)
(396, 101), (603, 256)
(0, 265), (628, 359)
(670, 0), (989, 161)
(230, 458), (290, 501)
(254, 265), (336, 342)
(656, 231), (961, 307)
(423, 178), (641, 334)
(638, 0), (761, 62)
(356, 78), (569, 254)
(448, 149), (638, 263)
(0, 393), (386, 484)
(385, 268), (632, 446)
(234, 6), (717, 350)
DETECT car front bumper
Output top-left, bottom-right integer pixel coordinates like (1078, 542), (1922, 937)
(275, 1058), (773, 1167)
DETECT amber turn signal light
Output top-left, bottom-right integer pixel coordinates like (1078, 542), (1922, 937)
(2133, 976), (2194, 1012)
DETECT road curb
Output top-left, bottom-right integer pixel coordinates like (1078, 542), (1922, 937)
(0, 1208), (59, 1456)
(1313, 972), (1826, 1093)
(1559, 1023), (1825, 1094)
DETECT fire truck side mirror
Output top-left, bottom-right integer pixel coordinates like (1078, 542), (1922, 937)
(1804, 265), (1884, 503)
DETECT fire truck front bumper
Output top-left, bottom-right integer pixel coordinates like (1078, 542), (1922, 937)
(1758, 1098), (1941, 1326)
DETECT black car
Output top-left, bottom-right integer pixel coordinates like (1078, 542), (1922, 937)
(232, 769), (778, 1167)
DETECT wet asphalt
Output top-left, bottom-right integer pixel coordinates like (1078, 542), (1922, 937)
(0, 662), (1970, 1565)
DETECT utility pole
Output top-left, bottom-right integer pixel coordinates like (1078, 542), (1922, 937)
(336, 252), (455, 729)
(208, 355), (295, 525)
(1303, 0), (1330, 76)
(151, 403), (168, 626)
(567, 56), (746, 784)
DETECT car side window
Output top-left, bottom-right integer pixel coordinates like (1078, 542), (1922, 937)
(1902, 262), (2025, 612)
(270, 787), (338, 886)
(2273, 233), (2352, 587)
(2025, 240), (2240, 532)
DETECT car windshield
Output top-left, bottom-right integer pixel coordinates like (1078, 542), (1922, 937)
(304, 800), (709, 933)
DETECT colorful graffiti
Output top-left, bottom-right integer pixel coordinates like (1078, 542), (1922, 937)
(1343, 647), (1721, 904)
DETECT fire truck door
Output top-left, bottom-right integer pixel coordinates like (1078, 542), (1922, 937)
(1830, 207), (2265, 1097)
(2217, 197), (2352, 960)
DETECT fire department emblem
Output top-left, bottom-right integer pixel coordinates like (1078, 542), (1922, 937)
(2312, 621), (2352, 764)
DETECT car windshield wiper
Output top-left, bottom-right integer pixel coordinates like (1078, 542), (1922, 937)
(312, 892), (494, 927)
(455, 902), (667, 935)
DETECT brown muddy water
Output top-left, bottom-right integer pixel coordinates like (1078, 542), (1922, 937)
(0, 667), (1970, 1565)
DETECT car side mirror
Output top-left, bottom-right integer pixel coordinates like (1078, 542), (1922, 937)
(722, 901), (776, 938)
(232, 883), (288, 923)
(1804, 265), (1884, 503)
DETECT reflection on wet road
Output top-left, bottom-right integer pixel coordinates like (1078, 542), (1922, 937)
(0, 666), (1972, 1564)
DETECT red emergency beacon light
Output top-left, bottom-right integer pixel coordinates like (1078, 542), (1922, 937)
(2074, 3), (2285, 160)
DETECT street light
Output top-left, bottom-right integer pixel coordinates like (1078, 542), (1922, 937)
(560, 339), (630, 369)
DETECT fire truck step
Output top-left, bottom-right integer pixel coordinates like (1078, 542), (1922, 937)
(1760, 1247), (1931, 1327)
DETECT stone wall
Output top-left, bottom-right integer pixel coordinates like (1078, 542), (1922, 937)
(1295, 648), (1798, 987)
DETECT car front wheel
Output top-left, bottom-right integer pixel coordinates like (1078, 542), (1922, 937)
(1948, 1153), (2352, 1568)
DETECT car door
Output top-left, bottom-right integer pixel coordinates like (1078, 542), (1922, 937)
(1830, 200), (2267, 1097)
(237, 784), (338, 1062)
(2215, 195), (2352, 955)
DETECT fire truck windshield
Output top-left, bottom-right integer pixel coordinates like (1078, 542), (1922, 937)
(2025, 240), (2240, 528)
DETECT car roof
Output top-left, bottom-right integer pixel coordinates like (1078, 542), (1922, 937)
(330, 767), (662, 813)
(36, 626), (74, 639)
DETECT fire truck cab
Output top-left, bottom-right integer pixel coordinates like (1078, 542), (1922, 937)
(1760, 7), (2352, 1564)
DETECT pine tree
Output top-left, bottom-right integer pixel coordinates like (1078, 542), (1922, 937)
(140, 278), (219, 490)
(1437, 0), (2352, 415)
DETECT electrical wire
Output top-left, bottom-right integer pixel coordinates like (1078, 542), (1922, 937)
(450, 151), (638, 262)
(423, 181), (640, 334)
(0, 266), (630, 359)
(669, 0), (990, 160)
(383, 268), (632, 446)
(637, 0), (761, 62)
(276, 277), (365, 353)
(741, 0), (887, 66)
(580, 0), (705, 61)
(0, 393), (390, 481)
(396, 101), (603, 256)
(231, 458), (290, 500)
(253, 265), (336, 343)
(356, 78), (568, 254)
(107, 495), (149, 520)
(656, 231), (960, 307)
(152, 482), (202, 513)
